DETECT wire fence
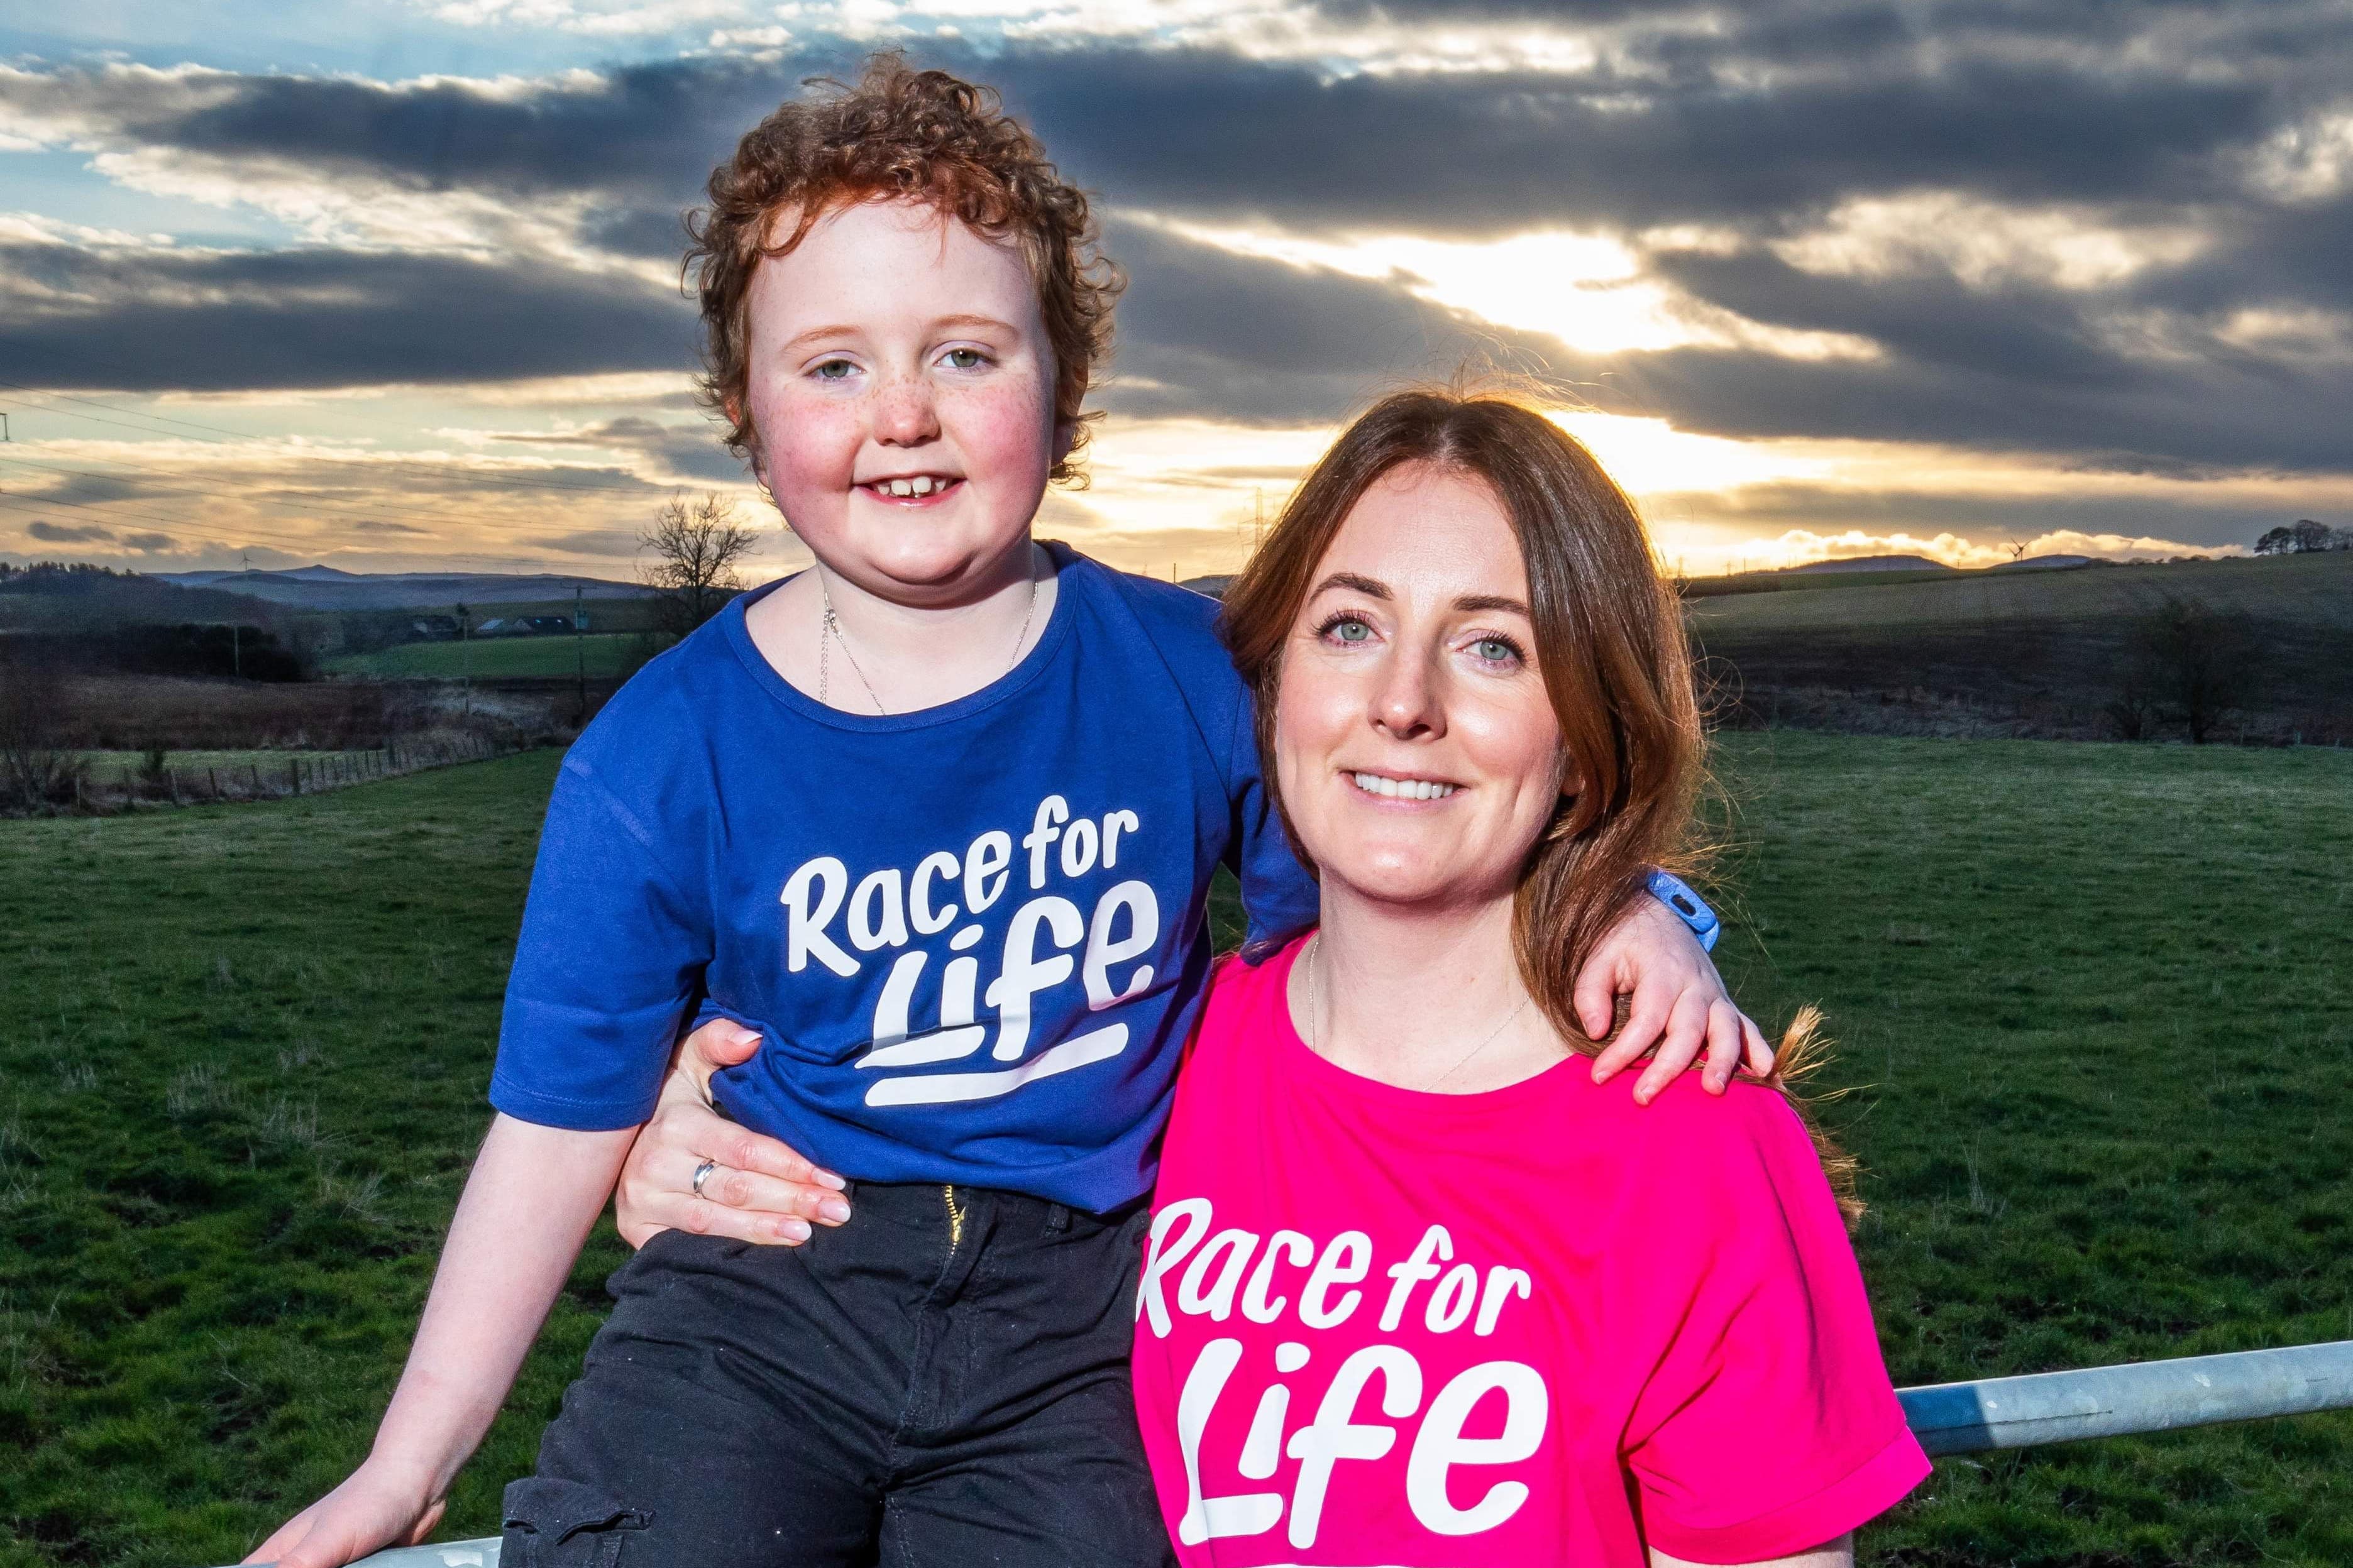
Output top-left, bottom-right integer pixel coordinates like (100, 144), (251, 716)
(38, 732), (512, 815)
(222, 1338), (2353, 1568)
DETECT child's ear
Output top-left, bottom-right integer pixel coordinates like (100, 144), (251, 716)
(729, 401), (768, 483)
(1052, 417), (1078, 468)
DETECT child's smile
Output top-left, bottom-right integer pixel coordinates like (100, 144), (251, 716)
(857, 471), (966, 505)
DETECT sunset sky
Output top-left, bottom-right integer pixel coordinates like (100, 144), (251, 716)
(3, 0), (2349, 584)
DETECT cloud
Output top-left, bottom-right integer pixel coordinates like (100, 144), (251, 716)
(0, 227), (698, 392)
(524, 527), (646, 556)
(26, 520), (115, 542)
(3, 1), (2352, 573)
(490, 414), (746, 483)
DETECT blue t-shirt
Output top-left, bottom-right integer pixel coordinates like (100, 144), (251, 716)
(491, 545), (1318, 1213)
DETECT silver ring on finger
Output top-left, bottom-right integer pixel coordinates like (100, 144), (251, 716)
(691, 1158), (721, 1198)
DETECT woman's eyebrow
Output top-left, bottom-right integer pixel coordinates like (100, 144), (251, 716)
(1309, 571), (1389, 600)
(1454, 593), (1531, 616)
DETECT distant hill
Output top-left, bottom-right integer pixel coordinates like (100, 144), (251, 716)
(1691, 551), (2342, 639)
(1991, 554), (2093, 572)
(1780, 554), (1950, 574)
(0, 566), (290, 633)
(150, 568), (660, 611)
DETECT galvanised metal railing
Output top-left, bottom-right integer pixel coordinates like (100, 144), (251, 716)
(235, 1339), (2353, 1568)
(1897, 1337), (2353, 1456)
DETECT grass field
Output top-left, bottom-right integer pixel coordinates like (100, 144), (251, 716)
(323, 633), (654, 681)
(1, 737), (2349, 1565)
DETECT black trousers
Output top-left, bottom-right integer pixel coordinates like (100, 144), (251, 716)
(500, 1181), (1177, 1568)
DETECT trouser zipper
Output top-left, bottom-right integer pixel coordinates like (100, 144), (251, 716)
(942, 1183), (966, 1254)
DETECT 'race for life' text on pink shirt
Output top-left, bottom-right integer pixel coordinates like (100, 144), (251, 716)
(1132, 939), (1929, 1566)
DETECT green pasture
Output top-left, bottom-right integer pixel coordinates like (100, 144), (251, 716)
(322, 632), (653, 681)
(2, 736), (2349, 1565)
(1688, 548), (2353, 638)
(77, 751), (382, 786)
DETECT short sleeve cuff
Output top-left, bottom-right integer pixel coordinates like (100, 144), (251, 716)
(1642, 1425), (1931, 1564)
(488, 1072), (656, 1132)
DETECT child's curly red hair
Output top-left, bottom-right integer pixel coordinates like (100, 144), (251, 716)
(685, 52), (1123, 486)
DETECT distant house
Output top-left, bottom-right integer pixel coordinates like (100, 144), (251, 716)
(409, 615), (460, 640)
(469, 614), (581, 637)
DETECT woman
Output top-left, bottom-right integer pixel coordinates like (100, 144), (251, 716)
(1128, 390), (1926, 1565)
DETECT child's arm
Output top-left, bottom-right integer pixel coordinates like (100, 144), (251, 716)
(246, 1115), (638, 1568)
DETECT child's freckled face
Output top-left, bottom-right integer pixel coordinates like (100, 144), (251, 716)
(742, 198), (1062, 599)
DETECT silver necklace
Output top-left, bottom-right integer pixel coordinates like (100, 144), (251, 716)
(817, 558), (1039, 715)
(1304, 935), (1533, 1093)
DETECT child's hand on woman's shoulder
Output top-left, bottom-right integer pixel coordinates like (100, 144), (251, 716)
(612, 1020), (852, 1248)
(1578, 895), (1775, 1105)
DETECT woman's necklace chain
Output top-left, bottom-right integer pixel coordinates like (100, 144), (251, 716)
(1304, 935), (1533, 1094)
(817, 561), (1039, 715)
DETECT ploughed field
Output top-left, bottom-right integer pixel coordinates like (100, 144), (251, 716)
(1, 737), (2348, 1567)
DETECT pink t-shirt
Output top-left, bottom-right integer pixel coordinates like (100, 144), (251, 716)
(1132, 939), (1929, 1566)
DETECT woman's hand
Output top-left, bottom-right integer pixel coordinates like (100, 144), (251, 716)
(612, 1019), (850, 1247)
(1577, 894), (1773, 1104)
(244, 1457), (444, 1568)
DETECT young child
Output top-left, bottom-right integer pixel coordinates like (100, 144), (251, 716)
(252, 56), (1746, 1568)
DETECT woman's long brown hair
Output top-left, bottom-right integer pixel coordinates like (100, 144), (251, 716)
(1219, 387), (1860, 1219)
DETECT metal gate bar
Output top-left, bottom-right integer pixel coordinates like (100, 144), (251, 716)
(230, 1339), (2353, 1568)
(1897, 1337), (2353, 1456)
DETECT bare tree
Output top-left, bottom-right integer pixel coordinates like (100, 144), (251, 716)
(2120, 595), (2264, 745)
(639, 492), (759, 635)
(0, 647), (86, 812)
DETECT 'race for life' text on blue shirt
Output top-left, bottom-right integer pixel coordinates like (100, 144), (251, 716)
(492, 546), (1319, 1214)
